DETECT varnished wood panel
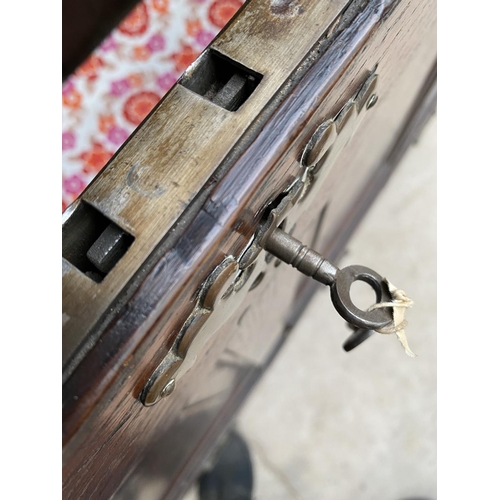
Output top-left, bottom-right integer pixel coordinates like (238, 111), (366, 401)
(63, 0), (351, 370)
(62, 0), (436, 498)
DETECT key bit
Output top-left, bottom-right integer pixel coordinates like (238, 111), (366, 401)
(342, 325), (376, 352)
(263, 227), (393, 331)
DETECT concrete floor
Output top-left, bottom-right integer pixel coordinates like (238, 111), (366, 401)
(184, 116), (436, 500)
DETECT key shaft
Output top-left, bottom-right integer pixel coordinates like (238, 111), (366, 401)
(264, 227), (338, 286)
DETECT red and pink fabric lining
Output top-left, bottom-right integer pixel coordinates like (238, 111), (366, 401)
(62, 0), (244, 211)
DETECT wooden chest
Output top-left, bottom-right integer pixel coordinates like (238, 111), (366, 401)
(62, 0), (436, 497)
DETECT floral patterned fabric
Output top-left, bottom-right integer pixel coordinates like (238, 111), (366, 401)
(62, 0), (244, 212)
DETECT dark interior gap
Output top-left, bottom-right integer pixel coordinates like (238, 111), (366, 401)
(179, 49), (263, 111)
(62, 201), (134, 282)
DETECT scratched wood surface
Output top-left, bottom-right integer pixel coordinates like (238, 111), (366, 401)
(62, 0), (349, 370)
(62, 0), (436, 498)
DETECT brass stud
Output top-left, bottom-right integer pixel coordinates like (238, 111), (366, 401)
(160, 379), (176, 398)
(366, 94), (378, 109)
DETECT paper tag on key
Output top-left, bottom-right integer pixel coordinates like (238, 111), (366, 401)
(368, 279), (415, 357)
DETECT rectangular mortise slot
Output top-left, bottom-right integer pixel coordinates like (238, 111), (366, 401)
(179, 49), (262, 111)
(62, 202), (134, 283)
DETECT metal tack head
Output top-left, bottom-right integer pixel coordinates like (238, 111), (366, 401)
(366, 94), (378, 109)
(160, 379), (176, 398)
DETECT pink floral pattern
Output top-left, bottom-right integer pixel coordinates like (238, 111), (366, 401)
(62, 0), (244, 211)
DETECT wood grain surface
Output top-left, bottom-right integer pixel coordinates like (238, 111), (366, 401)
(62, 0), (436, 498)
(63, 0), (350, 370)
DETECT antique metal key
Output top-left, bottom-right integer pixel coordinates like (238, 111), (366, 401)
(254, 67), (394, 333)
(262, 226), (393, 331)
(139, 70), (396, 406)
